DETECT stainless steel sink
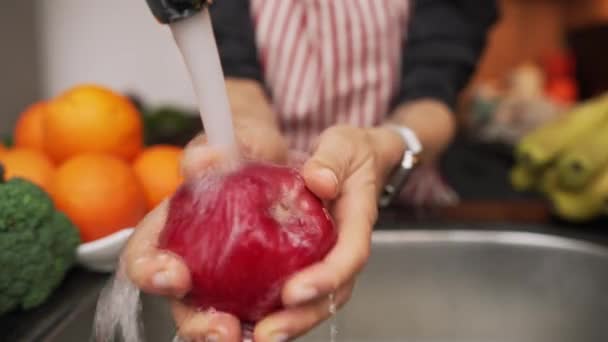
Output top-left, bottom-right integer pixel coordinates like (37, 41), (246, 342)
(49, 230), (608, 342)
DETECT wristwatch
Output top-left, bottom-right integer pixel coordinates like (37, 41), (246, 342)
(379, 124), (422, 208)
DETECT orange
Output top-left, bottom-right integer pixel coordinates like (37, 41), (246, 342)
(0, 148), (55, 191)
(0, 143), (7, 158)
(14, 101), (48, 150)
(133, 145), (184, 209)
(50, 153), (147, 242)
(45, 84), (143, 163)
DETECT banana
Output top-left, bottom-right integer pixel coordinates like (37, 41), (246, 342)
(557, 122), (608, 190)
(516, 93), (608, 170)
(510, 165), (539, 192)
(546, 164), (608, 222)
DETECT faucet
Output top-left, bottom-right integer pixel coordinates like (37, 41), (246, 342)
(145, 0), (212, 24)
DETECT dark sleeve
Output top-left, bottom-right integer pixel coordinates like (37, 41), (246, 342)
(209, 0), (263, 82)
(394, 0), (500, 110)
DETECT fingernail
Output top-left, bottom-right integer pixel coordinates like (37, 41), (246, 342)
(319, 168), (338, 187)
(290, 285), (318, 305)
(205, 333), (220, 342)
(272, 332), (289, 342)
(152, 271), (171, 289)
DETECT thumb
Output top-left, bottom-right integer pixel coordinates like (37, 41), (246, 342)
(301, 129), (354, 200)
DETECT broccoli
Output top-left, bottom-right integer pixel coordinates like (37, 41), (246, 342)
(0, 165), (81, 315)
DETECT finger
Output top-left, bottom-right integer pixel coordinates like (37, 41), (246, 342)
(301, 127), (359, 200)
(123, 200), (191, 298)
(172, 301), (242, 342)
(254, 282), (353, 342)
(283, 166), (377, 306)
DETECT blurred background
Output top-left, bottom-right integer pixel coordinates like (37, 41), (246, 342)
(2, 0), (607, 132)
(2, 0), (608, 223)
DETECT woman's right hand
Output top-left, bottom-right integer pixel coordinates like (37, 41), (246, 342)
(122, 120), (288, 341)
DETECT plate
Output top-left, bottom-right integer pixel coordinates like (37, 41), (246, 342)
(76, 228), (135, 272)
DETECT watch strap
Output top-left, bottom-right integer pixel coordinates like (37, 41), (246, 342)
(379, 124), (422, 207)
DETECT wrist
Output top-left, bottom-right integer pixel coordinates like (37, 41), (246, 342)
(388, 98), (455, 162)
(367, 126), (408, 184)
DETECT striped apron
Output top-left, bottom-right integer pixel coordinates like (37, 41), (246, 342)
(250, 0), (459, 207)
(251, 0), (411, 151)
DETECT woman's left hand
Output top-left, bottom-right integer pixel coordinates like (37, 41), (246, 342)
(253, 125), (405, 341)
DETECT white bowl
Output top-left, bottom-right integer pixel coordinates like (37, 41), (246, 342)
(76, 228), (135, 272)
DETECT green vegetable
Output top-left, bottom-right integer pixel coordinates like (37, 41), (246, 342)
(0, 165), (81, 315)
(143, 105), (203, 147)
(2, 134), (13, 147)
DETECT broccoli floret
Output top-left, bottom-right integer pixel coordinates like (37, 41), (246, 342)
(0, 178), (54, 232)
(0, 169), (81, 316)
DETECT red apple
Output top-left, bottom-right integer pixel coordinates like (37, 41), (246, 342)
(158, 161), (337, 323)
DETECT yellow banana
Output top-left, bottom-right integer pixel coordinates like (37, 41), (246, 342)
(516, 93), (608, 170)
(546, 164), (608, 222)
(510, 165), (538, 192)
(557, 122), (608, 190)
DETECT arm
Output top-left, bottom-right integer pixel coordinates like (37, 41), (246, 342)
(386, 0), (500, 162)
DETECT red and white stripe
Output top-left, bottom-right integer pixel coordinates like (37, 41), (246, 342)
(251, 0), (411, 151)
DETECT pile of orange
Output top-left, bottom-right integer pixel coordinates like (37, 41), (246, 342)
(2, 84), (185, 243)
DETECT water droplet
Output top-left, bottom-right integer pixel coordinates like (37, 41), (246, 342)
(242, 324), (254, 342)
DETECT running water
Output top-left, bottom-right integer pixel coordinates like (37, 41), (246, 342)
(169, 7), (236, 148)
(93, 267), (144, 342)
(329, 292), (338, 342)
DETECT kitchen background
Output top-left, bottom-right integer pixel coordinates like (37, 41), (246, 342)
(3, 0), (608, 222)
(3, 0), (608, 133)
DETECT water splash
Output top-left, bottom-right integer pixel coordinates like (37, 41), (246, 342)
(242, 325), (254, 342)
(93, 267), (144, 342)
(329, 292), (338, 342)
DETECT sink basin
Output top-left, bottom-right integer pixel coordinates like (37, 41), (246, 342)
(48, 230), (608, 342)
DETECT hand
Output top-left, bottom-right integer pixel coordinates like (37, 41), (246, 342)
(252, 125), (406, 341)
(123, 121), (288, 342)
